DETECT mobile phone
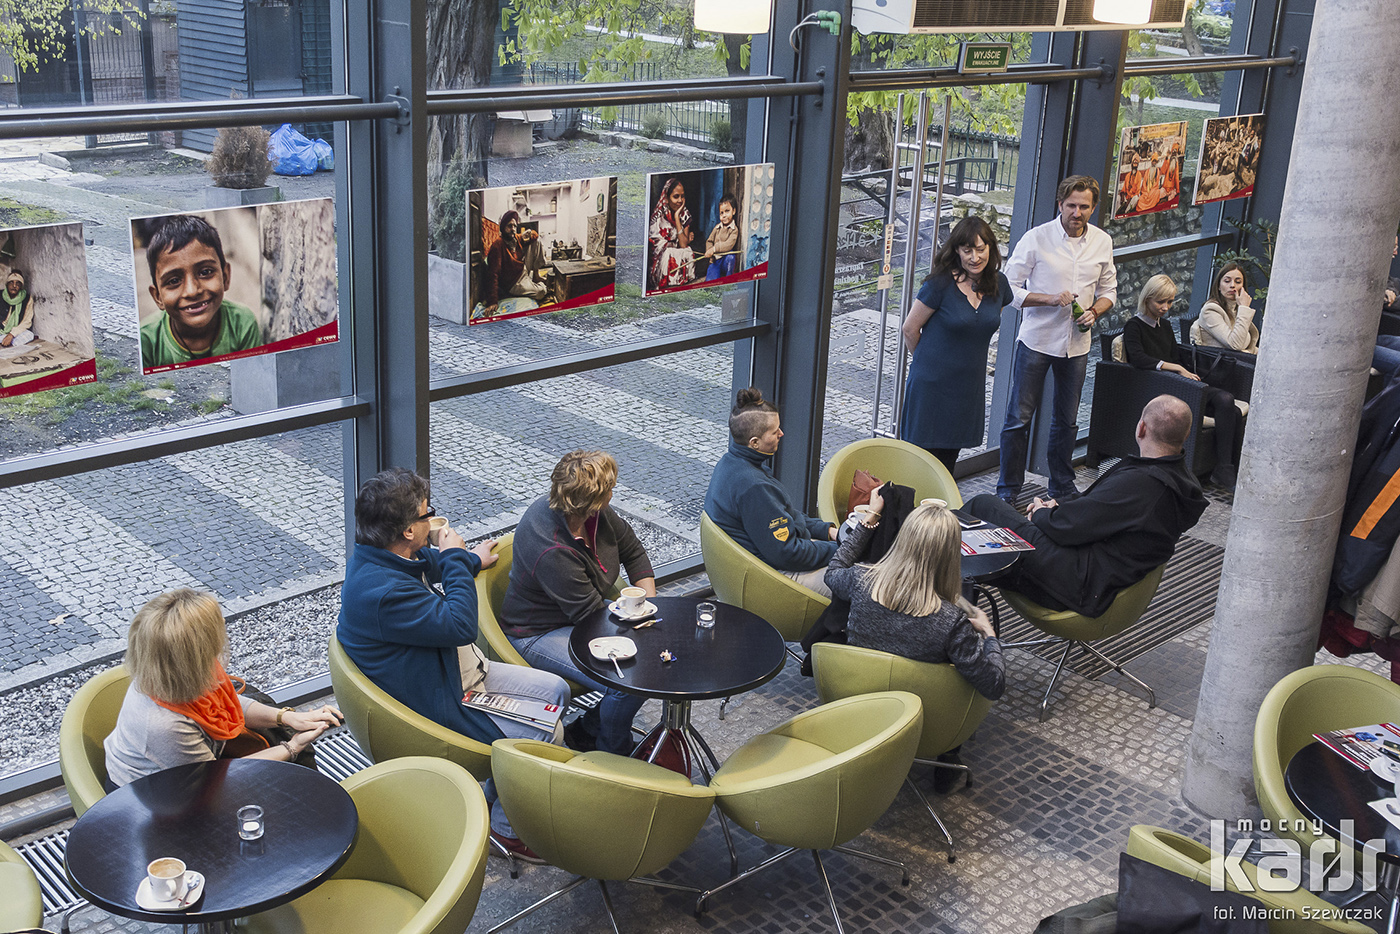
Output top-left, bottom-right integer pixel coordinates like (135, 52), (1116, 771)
(957, 516), (984, 530)
(1379, 743), (1400, 763)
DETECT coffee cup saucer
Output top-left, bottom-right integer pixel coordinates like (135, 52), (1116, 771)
(608, 599), (657, 621)
(136, 871), (204, 911)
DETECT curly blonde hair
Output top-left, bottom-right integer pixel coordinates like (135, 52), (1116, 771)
(549, 450), (619, 519)
(126, 589), (227, 704)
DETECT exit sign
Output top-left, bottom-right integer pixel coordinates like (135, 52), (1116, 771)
(958, 42), (1012, 74)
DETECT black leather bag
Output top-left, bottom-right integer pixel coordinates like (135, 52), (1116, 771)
(1116, 854), (1267, 933)
(1192, 345), (1238, 391)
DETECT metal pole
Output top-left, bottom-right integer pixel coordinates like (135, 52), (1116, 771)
(928, 96), (951, 269)
(890, 91), (930, 430)
(870, 92), (904, 436)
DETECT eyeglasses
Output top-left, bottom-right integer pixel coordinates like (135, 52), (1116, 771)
(407, 506), (436, 530)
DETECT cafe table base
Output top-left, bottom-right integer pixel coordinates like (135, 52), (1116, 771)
(634, 697), (737, 877)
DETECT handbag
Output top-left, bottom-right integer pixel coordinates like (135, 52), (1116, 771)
(1192, 345), (1238, 392)
(846, 469), (883, 514)
(224, 677), (319, 770)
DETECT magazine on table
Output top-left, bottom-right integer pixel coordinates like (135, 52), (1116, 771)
(1313, 722), (1400, 770)
(461, 690), (563, 731)
(960, 527), (1034, 556)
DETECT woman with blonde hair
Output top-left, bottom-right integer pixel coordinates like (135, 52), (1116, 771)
(500, 449), (655, 754)
(823, 496), (1004, 701)
(104, 589), (341, 787)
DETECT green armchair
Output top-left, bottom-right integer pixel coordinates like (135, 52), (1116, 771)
(1126, 825), (1372, 934)
(0, 839), (43, 932)
(1254, 664), (1400, 851)
(488, 739), (716, 933)
(811, 642), (994, 862)
(998, 564), (1165, 721)
(700, 512), (829, 650)
(241, 757), (490, 934)
(698, 691), (924, 931)
(58, 665), (130, 817)
(474, 533), (588, 695)
(815, 437), (962, 525)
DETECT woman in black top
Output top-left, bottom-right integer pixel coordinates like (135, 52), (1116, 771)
(1122, 274), (1241, 489)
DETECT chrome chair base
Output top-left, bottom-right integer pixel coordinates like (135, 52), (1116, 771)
(489, 874), (701, 934)
(903, 755), (972, 862)
(1004, 637), (1156, 721)
(695, 845), (909, 933)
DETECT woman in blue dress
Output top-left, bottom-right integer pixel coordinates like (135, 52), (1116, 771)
(899, 216), (1013, 473)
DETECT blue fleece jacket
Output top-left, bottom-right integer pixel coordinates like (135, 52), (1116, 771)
(704, 439), (837, 572)
(336, 543), (503, 744)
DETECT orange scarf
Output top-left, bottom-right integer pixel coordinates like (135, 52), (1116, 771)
(155, 661), (247, 741)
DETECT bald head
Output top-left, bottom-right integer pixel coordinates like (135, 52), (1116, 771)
(1139, 395), (1193, 452)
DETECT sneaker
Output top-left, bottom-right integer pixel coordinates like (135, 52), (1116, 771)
(490, 831), (546, 865)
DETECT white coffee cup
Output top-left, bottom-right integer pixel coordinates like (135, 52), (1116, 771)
(147, 857), (187, 903)
(920, 498), (948, 509)
(619, 586), (646, 613)
(427, 516), (449, 545)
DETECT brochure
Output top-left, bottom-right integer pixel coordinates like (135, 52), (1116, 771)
(961, 527), (1035, 557)
(462, 690), (563, 731)
(1313, 722), (1400, 771)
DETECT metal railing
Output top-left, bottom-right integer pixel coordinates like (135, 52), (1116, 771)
(523, 61), (731, 144)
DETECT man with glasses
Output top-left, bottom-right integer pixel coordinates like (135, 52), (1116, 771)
(338, 467), (570, 864)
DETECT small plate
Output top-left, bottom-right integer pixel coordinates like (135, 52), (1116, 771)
(135, 871), (204, 912)
(589, 636), (637, 661)
(1372, 755), (1400, 783)
(608, 600), (657, 621)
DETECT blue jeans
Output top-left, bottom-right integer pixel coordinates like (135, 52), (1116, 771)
(998, 342), (1089, 501)
(477, 661), (571, 838)
(509, 627), (645, 756)
(1376, 336), (1400, 379)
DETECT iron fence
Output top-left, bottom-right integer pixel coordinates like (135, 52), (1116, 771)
(524, 61), (730, 144)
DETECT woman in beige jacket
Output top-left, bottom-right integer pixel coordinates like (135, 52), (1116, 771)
(1191, 262), (1259, 353)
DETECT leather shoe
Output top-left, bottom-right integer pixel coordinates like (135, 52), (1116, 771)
(932, 750), (966, 794)
(491, 830), (546, 865)
(1209, 464), (1237, 490)
(564, 718), (597, 752)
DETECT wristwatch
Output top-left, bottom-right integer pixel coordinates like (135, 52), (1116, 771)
(276, 707), (292, 727)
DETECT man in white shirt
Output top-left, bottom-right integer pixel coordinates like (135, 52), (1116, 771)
(996, 175), (1118, 504)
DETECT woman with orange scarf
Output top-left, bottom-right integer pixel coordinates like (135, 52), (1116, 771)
(104, 589), (341, 788)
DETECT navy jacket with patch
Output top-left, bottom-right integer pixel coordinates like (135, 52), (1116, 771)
(704, 440), (837, 572)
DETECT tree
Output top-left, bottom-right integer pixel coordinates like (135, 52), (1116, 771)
(1, 0), (139, 73)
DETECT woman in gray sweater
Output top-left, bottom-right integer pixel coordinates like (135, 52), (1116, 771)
(823, 496), (1004, 701)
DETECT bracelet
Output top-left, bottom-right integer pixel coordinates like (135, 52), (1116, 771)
(276, 706), (292, 727)
(280, 740), (296, 757)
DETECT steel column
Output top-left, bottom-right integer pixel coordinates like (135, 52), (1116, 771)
(753, 1), (852, 509)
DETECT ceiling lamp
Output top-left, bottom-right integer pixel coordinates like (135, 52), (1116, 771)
(1092, 0), (1153, 25)
(694, 0), (772, 34)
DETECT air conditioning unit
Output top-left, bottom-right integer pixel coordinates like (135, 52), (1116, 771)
(852, 0), (1189, 34)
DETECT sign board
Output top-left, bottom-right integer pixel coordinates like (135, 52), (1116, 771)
(958, 42), (1011, 75)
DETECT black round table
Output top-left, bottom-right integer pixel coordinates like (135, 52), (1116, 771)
(65, 758), (358, 928)
(569, 596), (786, 873)
(1285, 741), (1400, 932)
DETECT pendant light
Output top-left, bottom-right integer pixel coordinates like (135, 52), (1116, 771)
(694, 0), (772, 34)
(1092, 0), (1153, 25)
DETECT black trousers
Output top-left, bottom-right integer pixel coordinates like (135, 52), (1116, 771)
(1201, 386), (1240, 468)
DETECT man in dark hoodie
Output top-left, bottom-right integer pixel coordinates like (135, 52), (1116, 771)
(705, 387), (839, 596)
(966, 395), (1207, 617)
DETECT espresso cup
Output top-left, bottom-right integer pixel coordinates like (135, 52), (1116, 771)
(147, 857), (187, 902)
(618, 586), (646, 613)
(920, 498), (948, 509)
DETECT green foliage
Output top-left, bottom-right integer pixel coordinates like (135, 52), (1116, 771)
(0, 196), (66, 229)
(1119, 30), (1203, 127)
(430, 158), (471, 264)
(1, 0), (141, 72)
(709, 117), (732, 151)
(846, 32), (1033, 134)
(1215, 217), (1277, 301)
(641, 110), (668, 139)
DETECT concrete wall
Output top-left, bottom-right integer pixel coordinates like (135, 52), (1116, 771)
(3, 222), (95, 358)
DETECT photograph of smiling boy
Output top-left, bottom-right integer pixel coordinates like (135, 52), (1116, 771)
(131, 199), (338, 374)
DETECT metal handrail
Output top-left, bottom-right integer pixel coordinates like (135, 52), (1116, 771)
(427, 75), (825, 115)
(0, 94), (397, 139)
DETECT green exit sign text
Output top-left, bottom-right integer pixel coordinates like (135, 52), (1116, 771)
(958, 42), (1012, 75)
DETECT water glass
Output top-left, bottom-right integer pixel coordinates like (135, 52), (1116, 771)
(238, 804), (264, 841)
(695, 601), (717, 630)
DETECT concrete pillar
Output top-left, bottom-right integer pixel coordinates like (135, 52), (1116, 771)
(1182, 0), (1400, 817)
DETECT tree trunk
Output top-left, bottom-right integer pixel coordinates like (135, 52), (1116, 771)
(843, 108), (893, 175)
(425, 0), (498, 214)
(1182, 0), (1400, 817)
(1181, 11), (1205, 58)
